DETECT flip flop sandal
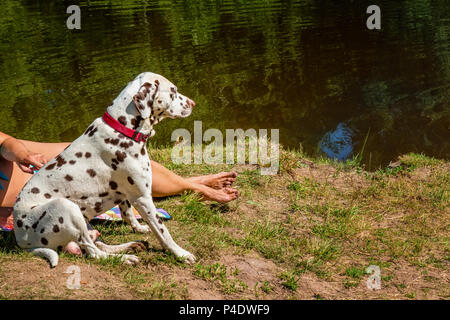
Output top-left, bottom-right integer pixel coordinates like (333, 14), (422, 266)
(156, 208), (172, 221)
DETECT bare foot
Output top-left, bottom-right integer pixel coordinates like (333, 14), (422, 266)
(188, 172), (238, 190)
(64, 229), (101, 256)
(194, 184), (239, 203)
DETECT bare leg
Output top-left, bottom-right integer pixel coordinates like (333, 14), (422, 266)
(151, 161), (238, 203)
(1, 140), (238, 206)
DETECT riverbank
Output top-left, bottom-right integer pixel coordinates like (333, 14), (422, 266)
(0, 147), (448, 299)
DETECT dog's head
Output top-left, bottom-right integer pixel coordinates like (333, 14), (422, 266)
(142, 74), (195, 121)
(108, 72), (195, 136)
(131, 72), (194, 121)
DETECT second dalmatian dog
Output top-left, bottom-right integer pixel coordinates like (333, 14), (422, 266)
(13, 72), (196, 267)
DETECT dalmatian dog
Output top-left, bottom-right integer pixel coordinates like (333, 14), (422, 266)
(13, 72), (196, 268)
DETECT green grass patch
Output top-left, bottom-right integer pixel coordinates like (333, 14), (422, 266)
(194, 262), (247, 294)
(279, 271), (299, 291)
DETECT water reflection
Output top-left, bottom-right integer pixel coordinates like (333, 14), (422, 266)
(320, 123), (353, 161)
(0, 0), (448, 169)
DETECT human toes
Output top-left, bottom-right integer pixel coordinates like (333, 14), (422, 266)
(222, 187), (239, 200)
(200, 186), (234, 203)
(222, 177), (237, 187)
(214, 172), (238, 188)
(225, 187), (238, 195)
(217, 172), (238, 180)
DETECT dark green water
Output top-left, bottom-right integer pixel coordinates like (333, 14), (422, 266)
(0, 0), (449, 169)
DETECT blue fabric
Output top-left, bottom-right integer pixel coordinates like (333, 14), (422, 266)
(0, 170), (9, 190)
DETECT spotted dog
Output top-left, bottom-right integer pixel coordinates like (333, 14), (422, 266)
(13, 72), (196, 267)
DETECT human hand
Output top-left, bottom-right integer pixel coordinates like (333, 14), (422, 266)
(15, 151), (47, 174)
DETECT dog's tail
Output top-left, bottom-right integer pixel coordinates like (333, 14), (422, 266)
(27, 248), (59, 268)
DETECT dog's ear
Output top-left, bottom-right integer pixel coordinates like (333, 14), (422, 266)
(133, 81), (159, 119)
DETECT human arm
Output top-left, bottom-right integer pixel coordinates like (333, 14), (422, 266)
(0, 131), (47, 173)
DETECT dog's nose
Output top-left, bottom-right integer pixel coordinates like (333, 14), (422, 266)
(187, 98), (195, 108)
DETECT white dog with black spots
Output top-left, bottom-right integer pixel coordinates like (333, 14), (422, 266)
(13, 72), (196, 267)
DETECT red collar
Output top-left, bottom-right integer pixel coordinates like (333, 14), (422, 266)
(102, 112), (149, 143)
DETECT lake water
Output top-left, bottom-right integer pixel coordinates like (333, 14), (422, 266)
(0, 0), (449, 169)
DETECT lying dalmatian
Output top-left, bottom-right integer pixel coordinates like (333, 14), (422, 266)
(13, 72), (196, 267)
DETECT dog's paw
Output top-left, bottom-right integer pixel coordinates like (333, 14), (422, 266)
(121, 254), (140, 265)
(128, 241), (148, 252)
(177, 251), (196, 265)
(133, 224), (151, 234)
(185, 253), (196, 265)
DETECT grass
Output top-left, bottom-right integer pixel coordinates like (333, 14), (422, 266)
(279, 271), (299, 291)
(0, 147), (448, 300)
(260, 280), (272, 294)
(194, 263), (248, 294)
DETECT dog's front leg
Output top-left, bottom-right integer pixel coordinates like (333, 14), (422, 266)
(119, 200), (150, 234)
(132, 196), (196, 264)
